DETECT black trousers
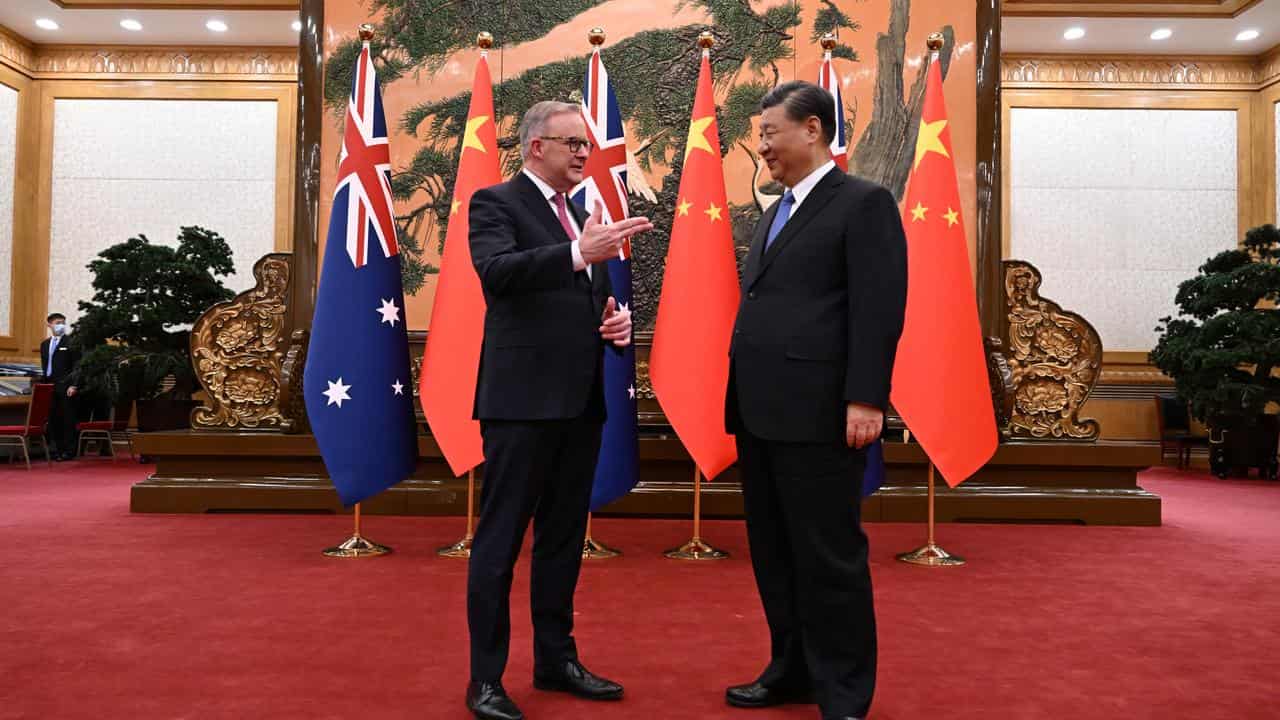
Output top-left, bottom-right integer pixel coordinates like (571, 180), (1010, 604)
(47, 388), (77, 456)
(467, 417), (602, 682)
(736, 429), (877, 718)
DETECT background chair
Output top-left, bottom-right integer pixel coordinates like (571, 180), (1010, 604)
(1155, 394), (1210, 470)
(0, 383), (55, 470)
(76, 399), (134, 461)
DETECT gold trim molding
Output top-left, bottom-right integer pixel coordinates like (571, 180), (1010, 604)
(0, 25), (36, 75)
(29, 46), (296, 80)
(54, 1), (297, 9)
(1003, 54), (1266, 90)
(1004, 0), (1260, 18)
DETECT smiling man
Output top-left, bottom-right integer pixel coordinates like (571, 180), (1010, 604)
(723, 81), (908, 720)
(463, 100), (653, 720)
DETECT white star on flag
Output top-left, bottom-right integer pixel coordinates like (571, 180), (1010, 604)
(323, 378), (352, 408)
(392, 379), (404, 395)
(628, 385), (636, 399)
(376, 298), (401, 326)
(619, 302), (629, 314)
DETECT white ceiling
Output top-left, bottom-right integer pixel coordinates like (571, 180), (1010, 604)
(1003, 0), (1280, 55)
(0, 0), (299, 46)
(0, 0), (1276, 55)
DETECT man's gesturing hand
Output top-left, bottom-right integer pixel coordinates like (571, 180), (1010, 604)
(599, 297), (632, 348)
(579, 200), (653, 264)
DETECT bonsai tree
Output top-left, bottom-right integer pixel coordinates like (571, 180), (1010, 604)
(72, 226), (236, 405)
(1150, 224), (1280, 476)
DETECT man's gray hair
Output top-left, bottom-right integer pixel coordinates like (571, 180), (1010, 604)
(518, 101), (580, 159)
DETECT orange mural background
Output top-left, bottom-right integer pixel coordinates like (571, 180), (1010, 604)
(319, 0), (978, 331)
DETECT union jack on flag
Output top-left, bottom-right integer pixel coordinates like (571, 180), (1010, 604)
(573, 48), (630, 247)
(818, 53), (849, 171)
(572, 45), (639, 512)
(336, 45), (398, 268)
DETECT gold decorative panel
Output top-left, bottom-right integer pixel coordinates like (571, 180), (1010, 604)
(191, 253), (292, 430)
(0, 26), (36, 74)
(31, 47), (297, 80)
(1004, 260), (1103, 441)
(1003, 55), (1260, 89)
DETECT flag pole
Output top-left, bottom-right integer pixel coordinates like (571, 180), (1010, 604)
(895, 33), (965, 568)
(438, 469), (477, 558)
(323, 502), (392, 557)
(664, 465), (728, 560)
(583, 512), (621, 559)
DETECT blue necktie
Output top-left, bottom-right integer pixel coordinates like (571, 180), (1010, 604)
(765, 190), (795, 251)
(47, 337), (58, 376)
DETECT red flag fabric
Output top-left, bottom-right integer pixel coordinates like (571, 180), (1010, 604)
(889, 58), (997, 487)
(649, 53), (739, 480)
(419, 56), (500, 476)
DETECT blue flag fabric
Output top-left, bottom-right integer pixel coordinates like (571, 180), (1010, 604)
(862, 438), (886, 498)
(302, 43), (417, 506)
(573, 49), (639, 512)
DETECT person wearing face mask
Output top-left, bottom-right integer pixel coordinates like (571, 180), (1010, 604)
(39, 313), (81, 461)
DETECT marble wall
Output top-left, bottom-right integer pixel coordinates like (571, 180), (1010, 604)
(48, 98), (278, 323)
(1009, 107), (1239, 352)
(0, 83), (16, 335)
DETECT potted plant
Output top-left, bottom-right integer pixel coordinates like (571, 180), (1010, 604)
(71, 226), (236, 432)
(1150, 224), (1280, 479)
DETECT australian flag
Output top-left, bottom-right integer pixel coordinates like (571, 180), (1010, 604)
(303, 41), (417, 506)
(573, 47), (638, 512)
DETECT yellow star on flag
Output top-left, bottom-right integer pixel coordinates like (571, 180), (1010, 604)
(683, 116), (715, 162)
(462, 115), (490, 154)
(704, 202), (723, 222)
(450, 198), (461, 216)
(676, 197), (693, 217)
(913, 118), (949, 170)
(910, 202), (928, 222)
(944, 207), (960, 227)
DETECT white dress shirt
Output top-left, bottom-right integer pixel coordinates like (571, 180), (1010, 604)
(522, 168), (590, 280)
(786, 159), (836, 213)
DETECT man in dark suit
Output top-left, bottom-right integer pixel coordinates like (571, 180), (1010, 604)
(724, 81), (908, 720)
(464, 100), (653, 720)
(39, 312), (81, 461)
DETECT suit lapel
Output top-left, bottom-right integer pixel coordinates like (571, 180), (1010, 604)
(744, 199), (780, 288)
(750, 167), (846, 289)
(515, 172), (572, 245)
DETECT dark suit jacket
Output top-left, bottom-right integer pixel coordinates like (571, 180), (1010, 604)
(39, 336), (80, 387)
(726, 167), (908, 444)
(469, 172), (616, 422)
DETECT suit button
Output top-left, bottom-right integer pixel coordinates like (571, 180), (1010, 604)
(747, 292), (756, 300)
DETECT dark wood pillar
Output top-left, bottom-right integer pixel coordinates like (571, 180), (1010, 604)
(290, 0), (325, 332)
(975, 0), (1005, 340)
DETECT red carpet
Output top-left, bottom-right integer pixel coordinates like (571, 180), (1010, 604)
(2, 462), (1278, 719)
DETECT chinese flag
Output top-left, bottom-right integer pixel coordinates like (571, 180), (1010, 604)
(650, 53), (739, 480)
(419, 56), (500, 476)
(889, 58), (997, 487)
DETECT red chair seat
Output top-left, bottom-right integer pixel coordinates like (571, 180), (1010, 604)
(0, 425), (42, 435)
(77, 421), (115, 431)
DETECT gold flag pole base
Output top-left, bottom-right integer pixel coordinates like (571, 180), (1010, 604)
(664, 537), (729, 561)
(897, 461), (965, 567)
(439, 469), (478, 558)
(437, 536), (473, 558)
(323, 503), (391, 557)
(896, 542), (965, 566)
(582, 513), (621, 559)
(664, 467), (728, 560)
(323, 534), (392, 558)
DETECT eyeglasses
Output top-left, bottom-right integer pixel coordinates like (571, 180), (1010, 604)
(539, 136), (594, 153)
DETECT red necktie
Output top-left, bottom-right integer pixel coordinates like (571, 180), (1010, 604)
(552, 193), (576, 241)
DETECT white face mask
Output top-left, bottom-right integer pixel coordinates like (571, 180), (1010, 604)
(51, 323), (67, 336)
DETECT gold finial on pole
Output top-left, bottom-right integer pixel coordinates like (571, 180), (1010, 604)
(927, 32), (945, 52)
(588, 27), (606, 47)
(697, 30), (715, 50)
(477, 31), (494, 50)
(358, 24), (375, 42)
(820, 32), (838, 51)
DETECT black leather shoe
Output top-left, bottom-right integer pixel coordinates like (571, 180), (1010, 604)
(823, 716), (864, 720)
(465, 681), (523, 720)
(725, 681), (814, 708)
(533, 659), (623, 700)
